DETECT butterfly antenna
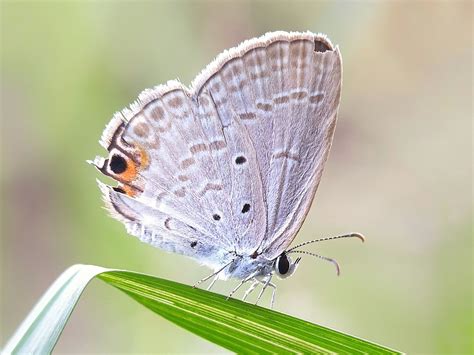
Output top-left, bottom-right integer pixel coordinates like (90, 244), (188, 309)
(287, 232), (365, 252)
(287, 250), (341, 276)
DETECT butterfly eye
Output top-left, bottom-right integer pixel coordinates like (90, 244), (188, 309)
(274, 253), (300, 279)
(277, 253), (290, 275)
(212, 214), (221, 221)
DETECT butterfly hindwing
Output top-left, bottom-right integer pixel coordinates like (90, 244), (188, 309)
(93, 81), (267, 267)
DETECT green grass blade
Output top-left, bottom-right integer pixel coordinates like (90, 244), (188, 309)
(99, 271), (400, 354)
(2, 265), (401, 354)
(2, 265), (109, 354)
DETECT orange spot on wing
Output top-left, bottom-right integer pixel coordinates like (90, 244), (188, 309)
(114, 184), (138, 197)
(120, 158), (137, 182)
(107, 145), (148, 192)
(122, 184), (137, 197)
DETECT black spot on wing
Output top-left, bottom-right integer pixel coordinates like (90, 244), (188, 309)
(235, 156), (247, 165)
(314, 39), (331, 53)
(110, 154), (127, 174)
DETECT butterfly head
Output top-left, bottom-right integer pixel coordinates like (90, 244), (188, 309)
(275, 233), (366, 278)
(274, 252), (301, 279)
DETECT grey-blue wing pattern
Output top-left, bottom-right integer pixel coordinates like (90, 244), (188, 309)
(92, 80), (267, 270)
(192, 31), (342, 259)
(92, 31), (341, 273)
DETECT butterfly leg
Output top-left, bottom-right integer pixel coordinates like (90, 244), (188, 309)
(242, 279), (259, 302)
(206, 274), (219, 291)
(255, 274), (274, 307)
(268, 282), (277, 309)
(193, 272), (217, 288)
(227, 272), (260, 300)
(193, 260), (233, 288)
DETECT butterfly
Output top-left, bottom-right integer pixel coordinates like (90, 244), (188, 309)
(90, 31), (364, 308)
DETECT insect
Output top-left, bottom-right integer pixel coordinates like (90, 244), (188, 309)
(90, 31), (364, 308)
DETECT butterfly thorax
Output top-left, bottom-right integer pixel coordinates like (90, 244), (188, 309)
(222, 253), (274, 280)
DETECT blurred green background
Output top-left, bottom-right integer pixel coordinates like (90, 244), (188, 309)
(1, 1), (472, 353)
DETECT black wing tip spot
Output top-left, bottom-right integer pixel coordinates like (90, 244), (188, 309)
(213, 214), (221, 221)
(110, 154), (127, 174)
(190, 241), (197, 248)
(235, 156), (247, 165)
(314, 39), (331, 53)
(241, 203), (250, 213)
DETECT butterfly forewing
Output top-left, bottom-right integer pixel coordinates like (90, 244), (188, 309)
(193, 32), (342, 259)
